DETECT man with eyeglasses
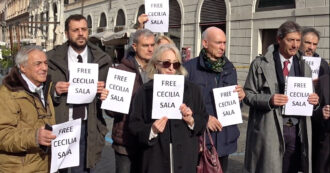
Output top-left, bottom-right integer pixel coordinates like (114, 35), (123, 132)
(106, 29), (155, 173)
(0, 46), (56, 172)
(184, 26), (245, 172)
(47, 14), (112, 173)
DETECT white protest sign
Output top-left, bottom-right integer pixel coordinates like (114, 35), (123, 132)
(50, 119), (81, 173)
(302, 56), (321, 80)
(283, 77), (313, 116)
(152, 74), (184, 119)
(145, 0), (169, 32)
(213, 85), (242, 127)
(67, 63), (98, 104)
(101, 68), (136, 114)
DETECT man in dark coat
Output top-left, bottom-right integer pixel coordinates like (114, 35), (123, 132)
(184, 26), (245, 172)
(299, 27), (329, 85)
(47, 14), (112, 172)
(299, 27), (330, 173)
(243, 21), (319, 173)
(313, 74), (330, 173)
(108, 29), (155, 173)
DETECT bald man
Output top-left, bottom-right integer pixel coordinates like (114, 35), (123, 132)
(184, 27), (245, 172)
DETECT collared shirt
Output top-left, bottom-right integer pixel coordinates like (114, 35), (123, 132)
(21, 73), (45, 106)
(68, 46), (88, 67)
(279, 53), (293, 71)
(67, 45), (88, 121)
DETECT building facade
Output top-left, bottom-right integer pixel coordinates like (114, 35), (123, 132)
(63, 0), (329, 84)
(0, 0), (6, 43)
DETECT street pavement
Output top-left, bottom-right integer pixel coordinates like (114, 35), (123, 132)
(95, 111), (248, 173)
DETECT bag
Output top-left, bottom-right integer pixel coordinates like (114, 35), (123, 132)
(197, 128), (223, 173)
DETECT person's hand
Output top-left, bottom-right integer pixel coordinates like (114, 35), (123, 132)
(100, 89), (109, 101)
(180, 104), (194, 126)
(234, 85), (245, 101)
(55, 82), (70, 95)
(208, 115), (222, 132)
(322, 105), (330, 120)
(137, 14), (148, 29)
(38, 126), (56, 146)
(307, 93), (319, 105)
(151, 117), (168, 134)
(270, 94), (288, 106)
(97, 81), (105, 94)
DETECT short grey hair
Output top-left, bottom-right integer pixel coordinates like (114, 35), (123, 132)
(15, 45), (44, 68)
(132, 29), (154, 44)
(146, 44), (187, 79)
(302, 27), (320, 41)
(277, 21), (302, 39)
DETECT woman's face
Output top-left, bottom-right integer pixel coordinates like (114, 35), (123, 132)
(156, 50), (180, 75)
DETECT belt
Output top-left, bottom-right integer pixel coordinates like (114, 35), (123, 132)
(284, 121), (295, 127)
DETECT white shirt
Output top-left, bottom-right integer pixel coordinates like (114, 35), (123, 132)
(21, 73), (45, 106)
(67, 45), (88, 121)
(279, 53), (293, 71)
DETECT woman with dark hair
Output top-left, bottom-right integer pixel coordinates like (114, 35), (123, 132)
(129, 44), (208, 173)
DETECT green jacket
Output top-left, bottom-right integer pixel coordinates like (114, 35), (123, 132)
(47, 41), (112, 168)
(0, 67), (55, 173)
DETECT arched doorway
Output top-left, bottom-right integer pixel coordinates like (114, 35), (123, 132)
(167, 0), (181, 49)
(200, 0), (226, 33)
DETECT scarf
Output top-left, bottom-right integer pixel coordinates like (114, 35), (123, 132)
(200, 48), (226, 73)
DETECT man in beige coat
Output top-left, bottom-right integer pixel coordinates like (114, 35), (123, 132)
(243, 21), (319, 173)
(0, 46), (56, 172)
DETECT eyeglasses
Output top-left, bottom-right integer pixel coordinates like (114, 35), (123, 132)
(158, 61), (181, 69)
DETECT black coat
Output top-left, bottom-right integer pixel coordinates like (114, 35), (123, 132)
(129, 80), (208, 173)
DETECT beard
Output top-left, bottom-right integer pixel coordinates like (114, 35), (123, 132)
(68, 37), (87, 51)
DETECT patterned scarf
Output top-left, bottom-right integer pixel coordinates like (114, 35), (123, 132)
(200, 48), (226, 73)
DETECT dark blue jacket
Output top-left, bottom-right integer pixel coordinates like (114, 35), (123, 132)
(184, 55), (240, 156)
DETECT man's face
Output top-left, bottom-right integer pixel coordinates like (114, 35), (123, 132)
(278, 32), (301, 59)
(300, 32), (319, 56)
(202, 29), (226, 60)
(66, 19), (88, 50)
(20, 50), (48, 87)
(133, 35), (155, 61)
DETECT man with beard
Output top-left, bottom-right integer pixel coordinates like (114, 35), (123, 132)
(184, 27), (245, 172)
(299, 27), (329, 83)
(47, 14), (112, 173)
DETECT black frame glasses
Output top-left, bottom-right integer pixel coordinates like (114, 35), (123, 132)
(158, 61), (181, 69)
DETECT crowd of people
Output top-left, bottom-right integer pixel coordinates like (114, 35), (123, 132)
(0, 13), (328, 173)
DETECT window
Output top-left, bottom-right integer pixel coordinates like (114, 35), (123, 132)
(99, 13), (107, 27)
(256, 0), (295, 12)
(87, 15), (92, 28)
(116, 9), (125, 26)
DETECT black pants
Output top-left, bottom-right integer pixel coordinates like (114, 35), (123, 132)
(282, 125), (301, 173)
(219, 155), (228, 173)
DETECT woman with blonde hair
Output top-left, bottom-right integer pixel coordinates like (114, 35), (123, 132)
(129, 44), (208, 173)
(155, 35), (175, 46)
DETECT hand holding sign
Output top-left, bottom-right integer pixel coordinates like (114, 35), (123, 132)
(307, 93), (319, 105)
(152, 117), (168, 134)
(180, 104), (194, 126)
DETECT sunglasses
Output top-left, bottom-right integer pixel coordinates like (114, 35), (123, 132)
(158, 61), (181, 69)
